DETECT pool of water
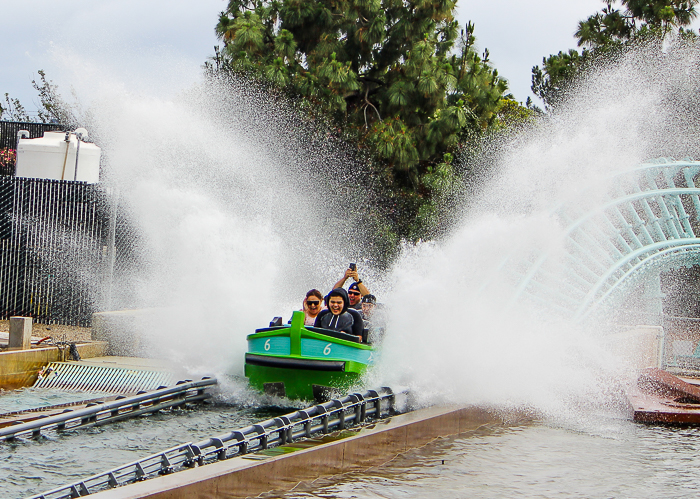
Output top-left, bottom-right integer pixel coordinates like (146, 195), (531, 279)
(0, 387), (111, 415)
(268, 417), (700, 499)
(6, 393), (700, 499)
(1, 398), (290, 499)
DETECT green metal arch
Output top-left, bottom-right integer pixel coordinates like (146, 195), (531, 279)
(512, 159), (700, 321)
(576, 244), (700, 321)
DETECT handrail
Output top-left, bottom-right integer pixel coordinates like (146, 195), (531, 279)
(2, 378), (216, 441)
(27, 387), (404, 499)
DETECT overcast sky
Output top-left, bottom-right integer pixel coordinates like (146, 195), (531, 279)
(0, 0), (645, 116)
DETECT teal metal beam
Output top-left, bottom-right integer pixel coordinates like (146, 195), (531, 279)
(573, 238), (700, 319)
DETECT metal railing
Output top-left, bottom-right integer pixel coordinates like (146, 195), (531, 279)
(0, 121), (65, 150)
(27, 387), (403, 499)
(33, 361), (176, 393)
(2, 377), (216, 442)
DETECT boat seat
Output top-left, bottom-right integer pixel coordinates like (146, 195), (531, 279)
(347, 309), (364, 338)
(305, 326), (361, 343)
(254, 325), (288, 334)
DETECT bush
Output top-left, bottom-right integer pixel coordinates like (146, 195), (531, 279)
(0, 148), (16, 176)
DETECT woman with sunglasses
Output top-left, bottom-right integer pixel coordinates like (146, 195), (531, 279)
(301, 289), (325, 326)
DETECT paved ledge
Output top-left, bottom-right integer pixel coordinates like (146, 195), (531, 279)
(0, 341), (108, 389)
(90, 404), (511, 499)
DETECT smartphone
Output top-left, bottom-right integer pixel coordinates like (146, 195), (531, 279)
(349, 263), (356, 271)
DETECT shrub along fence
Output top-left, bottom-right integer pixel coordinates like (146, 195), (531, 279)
(0, 176), (111, 326)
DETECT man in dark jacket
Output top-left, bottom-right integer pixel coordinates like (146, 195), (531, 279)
(314, 288), (355, 335)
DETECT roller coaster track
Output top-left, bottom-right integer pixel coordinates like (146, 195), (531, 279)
(510, 158), (700, 321)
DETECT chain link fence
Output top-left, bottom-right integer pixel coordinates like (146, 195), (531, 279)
(0, 176), (112, 326)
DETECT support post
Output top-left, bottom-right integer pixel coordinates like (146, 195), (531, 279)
(290, 311), (303, 356)
(103, 187), (118, 311)
(641, 270), (665, 326)
(9, 316), (32, 350)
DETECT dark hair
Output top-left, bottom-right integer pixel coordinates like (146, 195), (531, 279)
(305, 289), (323, 301)
(362, 294), (376, 304)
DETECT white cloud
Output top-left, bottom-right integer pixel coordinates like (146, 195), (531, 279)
(456, 0), (603, 103)
(2, 0), (697, 112)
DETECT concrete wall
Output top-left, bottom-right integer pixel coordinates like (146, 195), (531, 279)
(0, 342), (107, 389)
(92, 310), (152, 357)
(91, 405), (516, 499)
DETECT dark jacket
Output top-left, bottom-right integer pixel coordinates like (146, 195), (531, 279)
(315, 288), (355, 335)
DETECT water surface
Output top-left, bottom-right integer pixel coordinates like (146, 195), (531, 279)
(268, 419), (700, 499)
(1, 401), (288, 498)
(6, 398), (700, 499)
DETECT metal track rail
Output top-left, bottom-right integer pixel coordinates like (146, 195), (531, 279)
(1, 378), (216, 442)
(27, 387), (402, 499)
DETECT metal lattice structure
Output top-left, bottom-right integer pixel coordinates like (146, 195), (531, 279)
(512, 158), (700, 321)
(0, 121), (65, 150)
(27, 387), (401, 499)
(32, 361), (176, 393)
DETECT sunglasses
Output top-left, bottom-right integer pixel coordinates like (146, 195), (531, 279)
(348, 291), (361, 296)
(306, 300), (320, 306)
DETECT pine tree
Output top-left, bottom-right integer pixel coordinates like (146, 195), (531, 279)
(532, 0), (699, 109)
(214, 1), (519, 239)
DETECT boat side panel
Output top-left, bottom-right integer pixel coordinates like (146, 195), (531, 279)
(301, 338), (374, 365)
(302, 329), (373, 350)
(245, 363), (363, 401)
(248, 337), (291, 356)
(246, 328), (291, 341)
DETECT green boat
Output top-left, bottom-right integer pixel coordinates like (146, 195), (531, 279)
(245, 310), (375, 401)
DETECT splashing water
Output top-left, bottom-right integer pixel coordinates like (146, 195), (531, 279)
(47, 39), (700, 421)
(372, 40), (700, 421)
(61, 73), (375, 377)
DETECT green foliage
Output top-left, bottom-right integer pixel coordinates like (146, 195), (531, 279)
(213, 1), (522, 242)
(493, 97), (538, 130)
(1, 70), (77, 126)
(1, 94), (31, 122)
(32, 70), (78, 127)
(0, 149), (17, 176)
(532, 0), (699, 109)
(532, 49), (590, 108)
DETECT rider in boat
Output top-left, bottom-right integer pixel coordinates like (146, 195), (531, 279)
(314, 288), (363, 338)
(301, 289), (325, 326)
(332, 265), (370, 310)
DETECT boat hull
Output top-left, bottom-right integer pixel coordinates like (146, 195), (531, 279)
(245, 361), (363, 401)
(245, 311), (374, 401)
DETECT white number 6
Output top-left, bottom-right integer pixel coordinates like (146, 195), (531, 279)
(264, 339), (271, 351)
(323, 343), (331, 355)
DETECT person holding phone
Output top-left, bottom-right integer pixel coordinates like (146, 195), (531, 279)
(331, 263), (370, 310)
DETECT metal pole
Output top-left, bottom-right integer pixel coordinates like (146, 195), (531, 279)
(104, 188), (118, 311)
(73, 135), (82, 181)
(14, 130), (29, 176)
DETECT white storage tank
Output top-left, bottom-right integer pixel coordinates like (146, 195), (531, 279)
(15, 129), (101, 184)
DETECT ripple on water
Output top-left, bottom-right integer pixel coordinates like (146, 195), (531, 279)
(8, 404), (700, 499)
(0, 401), (288, 499)
(0, 387), (111, 415)
(263, 422), (700, 499)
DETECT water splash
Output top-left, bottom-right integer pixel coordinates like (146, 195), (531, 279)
(48, 39), (700, 418)
(373, 40), (700, 421)
(49, 69), (376, 377)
